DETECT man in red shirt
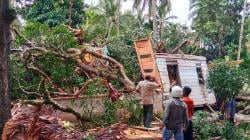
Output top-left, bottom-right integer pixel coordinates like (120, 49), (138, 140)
(182, 86), (194, 140)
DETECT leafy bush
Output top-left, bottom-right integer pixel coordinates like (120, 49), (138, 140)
(193, 111), (222, 139)
(207, 60), (248, 101)
(92, 97), (142, 127)
(102, 99), (118, 126)
(193, 111), (250, 140)
(117, 97), (143, 125)
(18, 0), (86, 27)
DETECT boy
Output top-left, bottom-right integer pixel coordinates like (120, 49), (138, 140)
(182, 86), (194, 140)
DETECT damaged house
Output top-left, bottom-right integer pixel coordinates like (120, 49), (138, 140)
(134, 38), (216, 113)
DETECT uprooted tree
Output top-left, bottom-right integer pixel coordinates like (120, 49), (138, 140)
(11, 22), (135, 124)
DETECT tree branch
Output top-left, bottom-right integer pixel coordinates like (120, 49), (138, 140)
(170, 40), (190, 54)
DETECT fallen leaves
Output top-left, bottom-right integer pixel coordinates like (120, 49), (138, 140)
(2, 104), (82, 140)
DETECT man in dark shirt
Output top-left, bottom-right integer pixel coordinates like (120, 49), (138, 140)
(161, 86), (189, 140)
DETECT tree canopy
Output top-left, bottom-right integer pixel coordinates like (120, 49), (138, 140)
(17, 0), (86, 27)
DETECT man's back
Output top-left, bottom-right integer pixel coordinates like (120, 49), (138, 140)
(137, 80), (159, 105)
(164, 98), (189, 129)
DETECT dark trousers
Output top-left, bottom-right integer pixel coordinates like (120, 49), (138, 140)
(143, 104), (153, 128)
(184, 120), (193, 140)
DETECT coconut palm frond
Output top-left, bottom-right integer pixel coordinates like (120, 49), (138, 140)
(133, 0), (142, 10)
(159, 0), (172, 12)
(164, 15), (177, 20)
(189, 8), (199, 19)
(189, 0), (199, 10)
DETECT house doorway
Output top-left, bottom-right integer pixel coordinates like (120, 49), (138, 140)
(166, 61), (181, 87)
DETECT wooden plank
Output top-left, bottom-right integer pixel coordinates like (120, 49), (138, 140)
(134, 39), (163, 91)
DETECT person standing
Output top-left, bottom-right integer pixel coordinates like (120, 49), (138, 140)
(136, 75), (160, 128)
(182, 86), (194, 140)
(161, 86), (189, 140)
(225, 99), (236, 124)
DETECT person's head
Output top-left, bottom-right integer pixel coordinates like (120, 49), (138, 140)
(183, 86), (192, 97)
(171, 86), (183, 98)
(144, 75), (151, 81)
(150, 77), (156, 82)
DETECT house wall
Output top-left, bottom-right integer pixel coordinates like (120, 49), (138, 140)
(156, 54), (216, 106)
(53, 95), (107, 122)
(178, 59), (206, 106)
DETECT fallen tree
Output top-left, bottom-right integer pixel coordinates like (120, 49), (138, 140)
(11, 23), (135, 124)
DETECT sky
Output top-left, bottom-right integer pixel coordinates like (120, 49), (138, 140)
(85, 0), (190, 25)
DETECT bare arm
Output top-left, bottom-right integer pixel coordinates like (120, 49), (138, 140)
(135, 82), (142, 93)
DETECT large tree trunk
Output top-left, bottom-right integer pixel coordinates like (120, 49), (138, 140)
(0, 0), (14, 138)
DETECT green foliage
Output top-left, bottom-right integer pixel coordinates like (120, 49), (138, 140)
(222, 121), (245, 140)
(10, 54), (39, 99)
(102, 99), (118, 126)
(83, 8), (107, 42)
(193, 111), (249, 140)
(161, 23), (196, 52)
(85, 78), (107, 96)
(107, 12), (153, 82)
(207, 60), (248, 101)
(190, 0), (244, 58)
(92, 97), (142, 127)
(108, 40), (141, 82)
(19, 0), (86, 27)
(10, 22), (83, 98)
(119, 98), (143, 125)
(193, 111), (222, 139)
(240, 53), (250, 83)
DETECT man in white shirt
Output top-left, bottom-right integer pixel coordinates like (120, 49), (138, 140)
(136, 75), (160, 128)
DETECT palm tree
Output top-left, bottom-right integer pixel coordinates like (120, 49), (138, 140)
(133, 0), (171, 47)
(158, 0), (172, 41)
(95, 0), (121, 38)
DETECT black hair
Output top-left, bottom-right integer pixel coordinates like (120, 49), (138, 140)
(145, 75), (151, 81)
(183, 86), (192, 96)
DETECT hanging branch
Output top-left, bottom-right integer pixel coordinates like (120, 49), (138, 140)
(170, 40), (190, 54)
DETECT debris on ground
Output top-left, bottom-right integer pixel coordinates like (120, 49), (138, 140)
(123, 128), (162, 140)
(90, 123), (128, 140)
(2, 104), (82, 140)
(87, 123), (162, 140)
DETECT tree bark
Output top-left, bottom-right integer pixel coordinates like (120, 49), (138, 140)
(0, 0), (14, 138)
(151, 0), (157, 48)
(237, 0), (247, 62)
(68, 0), (73, 26)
